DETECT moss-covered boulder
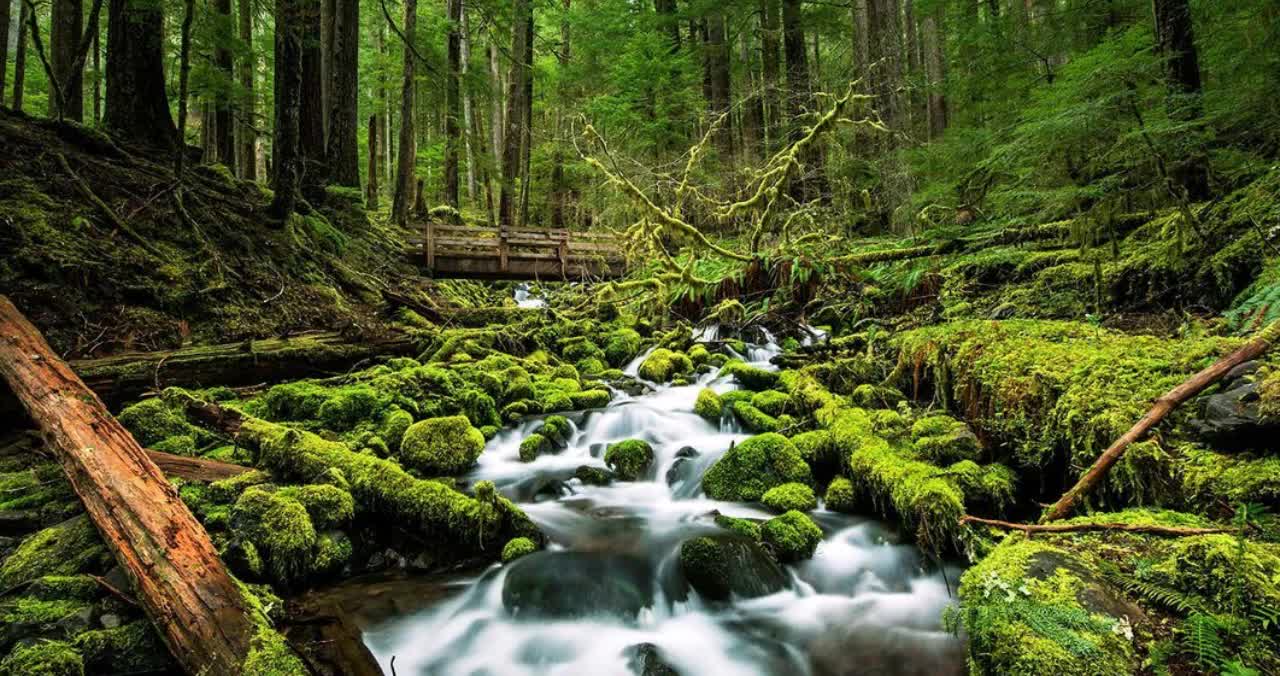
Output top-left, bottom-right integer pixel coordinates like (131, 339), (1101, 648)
(74, 621), (172, 674)
(574, 465), (614, 486)
(721, 360), (779, 390)
(911, 414), (981, 463)
(604, 439), (655, 481)
(694, 388), (723, 421)
(761, 511), (823, 562)
(761, 483), (817, 513)
(638, 349), (694, 383)
(0, 639), (84, 676)
(604, 328), (643, 367)
(713, 514), (762, 541)
(751, 390), (791, 417)
(702, 433), (811, 502)
(117, 397), (200, 447)
(791, 430), (838, 475)
(0, 516), (109, 589)
(501, 537), (538, 563)
(398, 416), (486, 475)
(518, 433), (553, 462)
(678, 534), (788, 602)
(570, 388), (611, 409)
(823, 477), (856, 512)
(731, 401), (781, 433)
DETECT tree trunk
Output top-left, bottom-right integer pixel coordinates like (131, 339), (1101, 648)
(760, 0), (780, 151)
(782, 0), (823, 201)
(175, 0), (195, 173)
(488, 37), (503, 199)
(366, 115), (380, 207)
(0, 0), (12, 107)
(922, 8), (947, 140)
(460, 3), (477, 204)
(270, 0), (304, 218)
(1152, 0), (1209, 201)
(299, 0), (327, 198)
(903, 0), (922, 137)
(549, 0), (570, 229)
(706, 9), (733, 159)
(49, 0), (83, 121)
(390, 0), (418, 224)
(211, 0), (234, 165)
(326, 0), (359, 186)
(0, 295), (264, 674)
(740, 25), (763, 159)
(320, 0), (333, 135)
(517, 11), (533, 227)
(91, 28), (100, 123)
(443, 0), (463, 208)
(498, 0), (531, 226)
(13, 0), (28, 111)
(104, 0), (177, 149)
(237, 0), (257, 180)
(851, 0), (869, 81)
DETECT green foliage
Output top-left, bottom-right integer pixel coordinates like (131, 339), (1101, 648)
(701, 433), (811, 502)
(0, 640), (84, 676)
(502, 537), (538, 563)
(694, 388), (723, 421)
(761, 511), (823, 563)
(398, 416), (486, 475)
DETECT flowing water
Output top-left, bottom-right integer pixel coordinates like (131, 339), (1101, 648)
(361, 337), (966, 676)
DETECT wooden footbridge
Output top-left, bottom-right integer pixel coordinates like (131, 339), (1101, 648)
(409, 221), (627, 281)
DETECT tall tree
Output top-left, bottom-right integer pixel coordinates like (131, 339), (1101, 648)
(237, 0), (257, 180)
(782, 0), (821, 200)
(498, 0), (532, 226)
(104, 0), (178, 149)
(1152, 0), (1209, 201)
(460, 4), (478, 203)
(760, 0), (781, 150)
(390, 0), (418, 224)
(367, 115), (380, 207)
(299, 0), (326, 196)
(211, 0), (234, 165)
(49, 0), (83, 121)
(705, 8), (733, 158)
(921, 6), (947, 140)
(443, 0), (463, 208)
(13, 0), (29, 110)
(549, 0), (570, 228)
(271, 0), (303, 218)
(0, 0), (11, 107)
(740, 26), (764, 159)
(325, 0), (359, 186)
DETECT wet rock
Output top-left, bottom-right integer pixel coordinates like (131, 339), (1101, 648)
(624, 642), (681, 676)
(0, 510), (41, 537)
(809, 623), (965, 676)
(665, 458), (695, 487)
(678, 534), (788, 602)
(99, 613), (121, 629)
(502, 551), (654, 620)
(1026, 551), (1146, 623)
(58, 605), (95, 635)
(533, 479), (571, 502)
(1192, 377), (1280, 451)
(574, 465), (613, 486)
(675, 446), (699, 459)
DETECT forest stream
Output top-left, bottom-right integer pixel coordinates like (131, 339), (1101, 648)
(351, 328), (963, 676)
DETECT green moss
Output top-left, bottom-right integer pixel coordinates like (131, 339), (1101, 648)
(313, 532), (354, 574)
(0, 640), (84, 676)
(0, 516), (109, 588)
(1179, 445), (1280, 509)
(732, 401), (781, 433)
(761, 510), (823, 562)
(502, 537), (538, 563)
(911, 414), (981, 463)
(791, 430), (837, 469)
(702, 433), (811, 502)
(576, 358), (607, 375)
(1, 597), (91, 625)
(380, 408), (415, 452)
(1142, 535), (1280, 620)
(694, 388), (723, 421)
(574, 465), (613, 485)
(570, 388), (611, 409)
(688, 344), (711, 366)
(778, 370), (845, 423)
(316, 386), (383, 431)
(824, 477), (856, 512)
(117, 397), (200, 446)
(849, 384), (905, 409)
(232, 486), (317, 584)
(73, 621), (170, 674)
(721, 360), (779, 390)
(761, 482), (817, 512)
(604, 439), (655, 481)
(750, 390), (791, 416)
(519, 433), (553, 462)
(208, 469), (271, 503)
(638, 348), (694, 383)
(399, 416), (486, 475)
(27, 575), (100, 602)
(713, 514), (762, 541)
(277, 484), (355, 529)
(151, 434), (197, 456)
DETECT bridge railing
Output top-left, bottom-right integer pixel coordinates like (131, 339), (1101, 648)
(422, 223), (625, 280)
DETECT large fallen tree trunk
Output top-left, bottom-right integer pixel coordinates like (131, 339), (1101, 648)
(1044, 318), (1280, 522)
(5, 429), (252, 483)
(0, 295), (264, 673)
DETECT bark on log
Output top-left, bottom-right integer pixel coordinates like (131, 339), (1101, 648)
(1043, 318), (1280, 522)
(961, 515), (1235, 537)
(146, 449), (254, 482)
(0, 295), (261, 674)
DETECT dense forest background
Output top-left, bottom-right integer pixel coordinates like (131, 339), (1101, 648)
(3, 0), (1276, 235)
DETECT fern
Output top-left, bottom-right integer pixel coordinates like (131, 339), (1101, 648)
(1182, 613), (1228, 670)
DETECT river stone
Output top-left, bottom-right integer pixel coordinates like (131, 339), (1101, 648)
(1025, 551), (1146, 623)
(502, 551), (653, 620)
(809, 622), (965, 676)
(675, 446), (699, 459)
(1192, 380), (1280, 451)
(624, 642), (682, 676)
(574, 465), (614, 486)
(678, 534), (788, 602)
(665, 457), (695, 487)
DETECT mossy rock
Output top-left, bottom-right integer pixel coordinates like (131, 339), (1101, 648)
(694, 388), (723, 421)
(637, 349), (694, 383)
(574, 465), (613, 486)
(713, 514), (762, 541)
(721, 360), (779, 391)
(791, 430), (838, 473)
(570, 388), (611, 410)
(398, 416), (486, 475)
(678, 534), (787, 602)
(501, 537), (538, 563)
(231, 486), (317, 584)
(536, 415), (573, 448)
(761, 483), (817, 513)
(276, 484), (355, 530)
(0, 516), (109, 589)
(911, 414), (981, 463)
(701, 433), (811, 502)
(761, 510), (823, 562)
(750, 390), (791, 417)
(604, 439), (655, 481)
(518, 434), (553, 463)
(824, 477), (856, 513)
(74, 621), (172, 674)
(0, 639), (84, 676)
(731, 401), (780, 433)
(117, 398), (199, 447)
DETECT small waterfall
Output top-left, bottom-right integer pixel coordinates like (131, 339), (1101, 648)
(514, 283), (546, 309)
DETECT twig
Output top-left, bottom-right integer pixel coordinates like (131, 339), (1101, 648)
(90, 574), (140, 606)
(55, 152), (169, 260)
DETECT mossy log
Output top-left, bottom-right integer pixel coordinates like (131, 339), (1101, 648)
(6, 429), (250, 482)
(0, 295), (264, 673)
(960, 515), (1235, 537)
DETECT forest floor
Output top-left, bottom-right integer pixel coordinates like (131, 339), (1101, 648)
(2, 112), (1280, 674)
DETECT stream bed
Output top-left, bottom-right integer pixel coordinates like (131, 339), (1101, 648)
(357, 342), (966, 676)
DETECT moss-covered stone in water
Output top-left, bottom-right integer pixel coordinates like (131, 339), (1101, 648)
(713, 514), (762, 541)
(399, 416), (486, 475)
(0, 639), (84, 676)
(518, 433), (553, 462)
(502, 537), (538, 563)
(688, 344), (711, 366)
(791, 430), (837, 470)
(824, 477), (856, 512)
(761, 510), (823, 562)
(0, 516), (109, 588)
(721, 360), (779, 391)
(732, 401), (781, 433)
(911, 414), (981, 463)
(750, 390), (791, 417)
(574, 465), (613, 486)
(637, 349), (694, 383)
(605, 439), (655, 481)
(570, 388), (611, 410)
(694, 388), (723, 421)
(761, 482), (817, 512)
(702, 433), (811, 502)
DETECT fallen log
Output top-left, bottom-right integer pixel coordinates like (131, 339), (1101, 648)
(0, 295), (269, 674)
(961, 515), (1236, 537)
(5, 429), (252, 483)
(1043, 318), (1280, 522)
